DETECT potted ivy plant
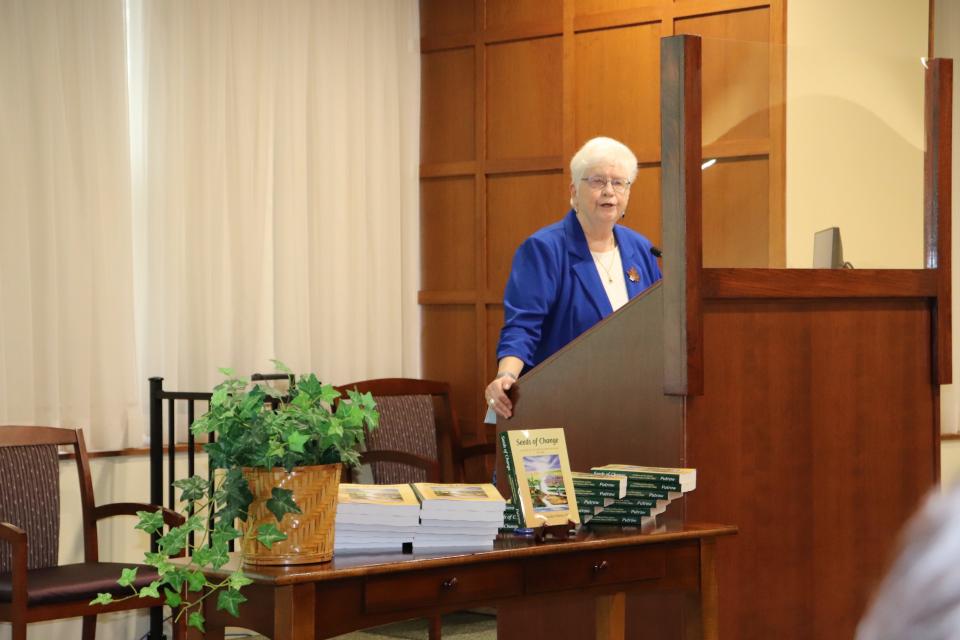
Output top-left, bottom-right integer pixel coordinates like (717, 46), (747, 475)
(92, 361), (379, 632)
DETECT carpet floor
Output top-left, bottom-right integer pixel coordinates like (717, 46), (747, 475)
(228, 611), (497, 639)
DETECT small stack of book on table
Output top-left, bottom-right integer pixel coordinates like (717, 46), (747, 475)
(334, 482), (506, 553)
(412, 483), (506, 550)
(575, 464), (696, 528)
(334, 483), (422, 553)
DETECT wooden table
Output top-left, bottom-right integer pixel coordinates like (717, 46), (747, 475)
(192, 522), (736, 640)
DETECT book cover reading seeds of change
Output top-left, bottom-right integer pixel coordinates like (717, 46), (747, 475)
(499, 428), (579, 527)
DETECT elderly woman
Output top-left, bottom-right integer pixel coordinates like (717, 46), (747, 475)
(485, 136), (662, 419)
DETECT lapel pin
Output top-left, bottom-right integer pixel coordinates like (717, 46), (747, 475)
(627, 266), (640, 283)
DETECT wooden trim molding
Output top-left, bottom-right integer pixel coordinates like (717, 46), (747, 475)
(703, 269), (939, 299)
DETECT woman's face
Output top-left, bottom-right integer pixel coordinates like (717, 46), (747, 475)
(570, 163), (632, 229)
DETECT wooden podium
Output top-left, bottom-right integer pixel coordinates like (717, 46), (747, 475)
(496, 36), (953, 640)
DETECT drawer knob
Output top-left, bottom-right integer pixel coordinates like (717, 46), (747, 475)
(593, 560), (609, 573)
(441, 577), (459, 590)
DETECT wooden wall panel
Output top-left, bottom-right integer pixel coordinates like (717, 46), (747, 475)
(420, 0), (475, 37)
(621, 165), (662, 249)
(574, 23), (662, 161)
(687, 299), (937, 640)
(421, 177), (477, 291)
(485, 305), (506, 422)
(486, 0), (562, 30)
(422, 306), (479, 439)
(421, 48), (475, 164)
(675, 8), (771, 146)
(702, 158), (769, 267)
(575, 0), (667, 18)
(486, 172), (569, 293)
(486, 38), (563, 160)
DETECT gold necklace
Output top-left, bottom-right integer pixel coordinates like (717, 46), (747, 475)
(593, 244), (619, 283)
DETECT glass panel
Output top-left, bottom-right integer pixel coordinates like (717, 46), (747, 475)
(687, 36), (929, 269)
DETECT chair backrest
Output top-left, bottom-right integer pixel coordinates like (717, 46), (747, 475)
(335, 379), (461, 484)
(0, 426), (98, 572)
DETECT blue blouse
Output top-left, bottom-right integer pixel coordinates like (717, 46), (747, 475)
(497, 210), (662, 372)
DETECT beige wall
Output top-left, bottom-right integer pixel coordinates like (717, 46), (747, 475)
(785, 1), (928, 269)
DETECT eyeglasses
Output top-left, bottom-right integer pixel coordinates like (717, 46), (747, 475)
(581, 175), (631, 193)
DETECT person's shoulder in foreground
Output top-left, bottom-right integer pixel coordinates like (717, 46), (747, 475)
(857, 481), (960, 640)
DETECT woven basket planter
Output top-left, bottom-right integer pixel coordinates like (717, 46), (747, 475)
(241, 463), (341, 565)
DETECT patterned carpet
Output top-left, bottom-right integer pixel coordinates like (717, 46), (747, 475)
(332, 611), (497, 639)
(231, 611), (497, 639)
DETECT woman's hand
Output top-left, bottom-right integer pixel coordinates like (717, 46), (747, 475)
(485, 357), (523, 419)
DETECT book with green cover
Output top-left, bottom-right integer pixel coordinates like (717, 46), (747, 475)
(500, 428), (579, 527)
(590, 464), (696, 492)
(584, 513), (652, 526)
(571, 471), (628, 498)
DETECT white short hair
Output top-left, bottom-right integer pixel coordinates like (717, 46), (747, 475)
(857, 483), (960, 640)
(569, 136), (639, 186)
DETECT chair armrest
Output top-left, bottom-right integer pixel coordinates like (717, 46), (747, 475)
(0, 520), (27, 548)
(0, 522), (28, 607)
(458, 442), (496, 462)
(359, 451), (441, 482)
(94, 502), (186, 528)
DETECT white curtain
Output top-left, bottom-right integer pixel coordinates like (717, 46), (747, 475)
(130, 0), (421, 399)
(0, 0), (421, 450)
(0, 0), (142, 451)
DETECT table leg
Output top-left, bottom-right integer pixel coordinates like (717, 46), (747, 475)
(595, 592), (626, 640)
(274, 583), (317, 640)
(685, 537), (718, 640)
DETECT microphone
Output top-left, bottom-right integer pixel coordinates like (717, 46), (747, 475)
(650, 246), (662, 258)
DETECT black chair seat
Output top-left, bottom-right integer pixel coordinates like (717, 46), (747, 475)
(0, 562), (160, 605)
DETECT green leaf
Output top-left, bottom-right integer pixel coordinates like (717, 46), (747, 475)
(266, 487), (301, 522)
(90, 592), (114, 606)
(218, 367), (235, 377)
(139, 580), (161, 599)
(165, 569), (187, 592)
(191, 546), (216, 568)
(134, 509), (165, 535)
(144, 552), (176, 575)
(164, 588), (182, 607)
(211, 523), (242, 547)
(216, 588), (248, 617)
(173, 476), (209, 503)
(187, 570), (207, 592)
(287, 430), (309, 453)
(211, 387), (228, 406)
(157, 526), (189, 556)
(255, 523), (288, 549)
(118, 567), (138, 588)
(319, 382), (341, 405)
(185, 515), (207, 533)
(188, 611), (206, 632)
(228, 570), (253, 590)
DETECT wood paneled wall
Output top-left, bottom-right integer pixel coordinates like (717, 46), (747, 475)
(419, 0), (785, 446)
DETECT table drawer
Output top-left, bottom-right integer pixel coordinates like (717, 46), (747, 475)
(524, 545), (666, 594)
(364, 561), (523, 613)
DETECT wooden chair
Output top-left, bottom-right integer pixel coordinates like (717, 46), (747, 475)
(333, 379), (497, 640)
(0, 426), (185, 640)
(334, 378), (495, 485)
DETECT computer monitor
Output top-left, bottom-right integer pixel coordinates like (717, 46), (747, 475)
(813, 227), (845, 269)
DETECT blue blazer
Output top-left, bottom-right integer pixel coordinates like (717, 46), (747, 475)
(497, 210), (662, 372)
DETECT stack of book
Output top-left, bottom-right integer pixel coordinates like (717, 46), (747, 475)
(575, 465), (697, 528)
(334, 483), (422, 553)
(411, 482), (506, 549)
